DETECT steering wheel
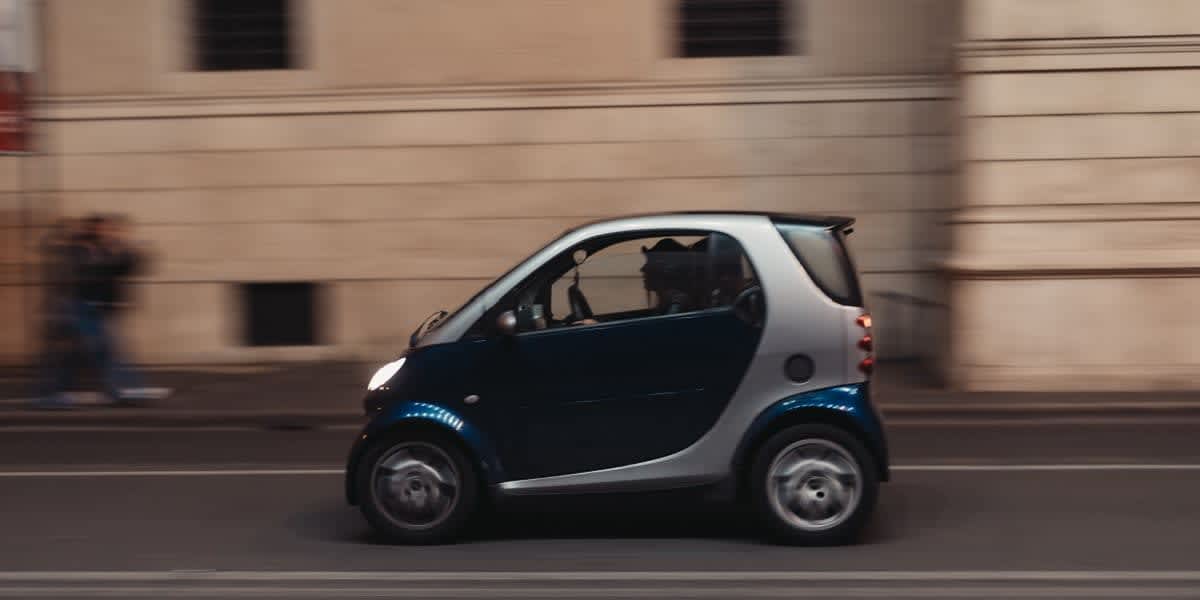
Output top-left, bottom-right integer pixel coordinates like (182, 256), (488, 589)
(732, 285), (764, 327)
(568, 282), (593, 321)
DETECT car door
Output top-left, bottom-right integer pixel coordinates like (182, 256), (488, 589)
(492, 232), (764, 481)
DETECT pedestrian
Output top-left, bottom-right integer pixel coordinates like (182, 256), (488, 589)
(37, 214), (170, 408)
(82, 214), (171, 405)
(32, 217), (85, 409)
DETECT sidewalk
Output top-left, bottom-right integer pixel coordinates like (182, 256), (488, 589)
(2, 360), (1199, 428)
(0, 362), (372, 428)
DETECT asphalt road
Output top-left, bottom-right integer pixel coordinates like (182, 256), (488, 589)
(2, 421), (1199, 599)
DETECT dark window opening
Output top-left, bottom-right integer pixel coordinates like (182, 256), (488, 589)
(240, 282), (321, 347)
(193, 0), (294, 71)
(679, 0), (790, 58)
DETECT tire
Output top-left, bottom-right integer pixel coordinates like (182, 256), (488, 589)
(749, 424), (878, 546)
(355, 431), (480, 545)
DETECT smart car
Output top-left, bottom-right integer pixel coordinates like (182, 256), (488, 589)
(345, 212), (888, 545)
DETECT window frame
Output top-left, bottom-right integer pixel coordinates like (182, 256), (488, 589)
(469, 228), (760, 339)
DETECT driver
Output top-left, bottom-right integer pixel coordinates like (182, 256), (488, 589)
(641, 238), (698, 315)
(566, 237), (699, 328)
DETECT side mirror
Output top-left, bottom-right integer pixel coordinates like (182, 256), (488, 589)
(496, 310), (518, 336)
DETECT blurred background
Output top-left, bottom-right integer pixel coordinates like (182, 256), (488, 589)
(0, 0), (1195, 392)
(2, 3), (1200, 596)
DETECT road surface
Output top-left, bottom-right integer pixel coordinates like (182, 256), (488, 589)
(1, 420), (1198, 598)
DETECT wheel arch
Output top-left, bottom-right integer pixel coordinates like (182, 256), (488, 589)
(345, 413), (502, 506)
(732, 404), (889, 501)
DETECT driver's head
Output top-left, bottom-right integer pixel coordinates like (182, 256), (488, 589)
(641, 238), (692, 298)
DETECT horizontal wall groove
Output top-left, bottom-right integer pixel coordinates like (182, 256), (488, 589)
(52, 171), (956, 192)
(46, 173), (950, 191)
(968, 155), (1200, 163)
(967, 111), (1200, 118)
(961, 66), (1200, 75)
(52, 134), (952, 157)
(949, 216), (1200, 225)
(0, 269), (938, 286)
(945, 266), (1200, 280)
(37, 79), (954, 122)
(38, 99), (956, 123)
(75, 210), (954, 227)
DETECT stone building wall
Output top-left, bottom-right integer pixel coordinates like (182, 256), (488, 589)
(949, 0), (1200, 389)
(11, 0), (958, 365)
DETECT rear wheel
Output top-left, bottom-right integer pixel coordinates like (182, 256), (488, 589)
(750, 424), (878, 545)
(356, 432), (479, 545)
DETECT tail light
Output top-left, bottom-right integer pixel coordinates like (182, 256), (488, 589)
(858, 356), (875, 376)
(856, 312), (874, 376)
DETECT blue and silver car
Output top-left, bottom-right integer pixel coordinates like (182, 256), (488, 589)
(345, 212), (888, 545)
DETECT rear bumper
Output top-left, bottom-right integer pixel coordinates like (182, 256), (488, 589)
(863, 381), (890, 482)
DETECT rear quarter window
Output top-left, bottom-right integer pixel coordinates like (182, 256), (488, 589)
(775, 224), (863, 307)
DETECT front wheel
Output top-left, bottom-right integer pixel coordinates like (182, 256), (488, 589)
(750, 424), (878, 545)
(355, 433), (479, 545)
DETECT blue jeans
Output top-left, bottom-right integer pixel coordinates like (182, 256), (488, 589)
(42, 301), (141, 401)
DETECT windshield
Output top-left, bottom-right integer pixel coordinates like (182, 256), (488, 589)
(409, 231), (571, 346)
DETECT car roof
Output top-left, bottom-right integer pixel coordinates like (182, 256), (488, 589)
(566, 211), (855, 234)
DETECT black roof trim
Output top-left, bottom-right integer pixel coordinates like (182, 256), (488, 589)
(663, 211), (855, 229)
(577, 211), (856, 232)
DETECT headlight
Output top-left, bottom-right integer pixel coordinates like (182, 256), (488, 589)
(367, 358), (406, 391)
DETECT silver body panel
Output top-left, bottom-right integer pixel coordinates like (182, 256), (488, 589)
(419, 213), (860, 495)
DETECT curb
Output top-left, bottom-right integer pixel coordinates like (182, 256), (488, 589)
(0, 409), (364, 429)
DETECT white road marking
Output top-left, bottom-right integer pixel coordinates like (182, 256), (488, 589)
(2, 570), (1200, 582)
(892, 463), (1200, 472)
(2, 417), (1197, 433)
(887, 417), (1200, 426)
(2, 412), (1199, 433)
(2, 585), (1199, 599)
(4, 572), (1200, 599)
(3, 463), (1200, 478)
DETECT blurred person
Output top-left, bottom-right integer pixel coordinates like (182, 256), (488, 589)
(39, 214), (170, 408)
(84, 214), (171, 405)
(640, 238), (699, 316)
(32, 217), (85, 409)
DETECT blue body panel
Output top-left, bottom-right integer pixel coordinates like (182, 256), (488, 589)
(345, 341), (511, 505)
(736, 383), (890, 481)
(346, 307), (763, 503)
(345, 398), (508, 505)
(493, 308), (761, 479)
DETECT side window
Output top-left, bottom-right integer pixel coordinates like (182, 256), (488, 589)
(775, 223), (860, 306)
(550, 235), (705, 323)
(511, 232), (758, 333)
